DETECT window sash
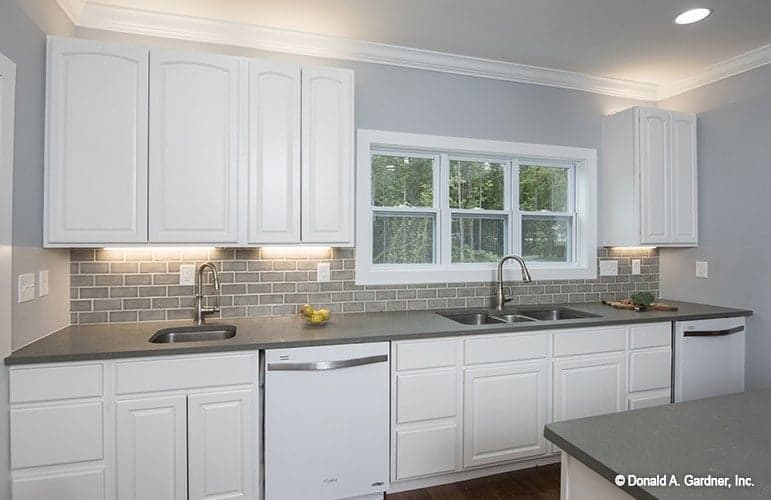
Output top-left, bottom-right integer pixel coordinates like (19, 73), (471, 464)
(370, 149), (440, 209)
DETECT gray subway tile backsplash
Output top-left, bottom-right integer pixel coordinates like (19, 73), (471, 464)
(69, 247), (659, 324)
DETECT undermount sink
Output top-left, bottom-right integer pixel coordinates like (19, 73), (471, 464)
(438, 307), (600, 326)
(439, 312), (537, 325)
(519, 308), (600, 321)
(149, 324), (237, 344)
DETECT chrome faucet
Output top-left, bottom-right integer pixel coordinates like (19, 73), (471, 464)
(495, 255), (533, 311)
(194, 262), (221, 325)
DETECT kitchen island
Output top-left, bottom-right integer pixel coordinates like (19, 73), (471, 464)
(545, 389), (771, 499)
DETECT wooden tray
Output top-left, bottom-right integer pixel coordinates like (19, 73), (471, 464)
(602, 300), (678, 312)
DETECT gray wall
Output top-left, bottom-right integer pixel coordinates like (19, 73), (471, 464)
(0, 0), (72, 496)
(1, 0), (73, 350)
(659, 64), (771, 390)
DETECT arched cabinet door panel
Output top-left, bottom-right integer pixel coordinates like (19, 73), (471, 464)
(46, 37), (148, 245)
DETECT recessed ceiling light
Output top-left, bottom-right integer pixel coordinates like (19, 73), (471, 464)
(674, 8), (712, 25)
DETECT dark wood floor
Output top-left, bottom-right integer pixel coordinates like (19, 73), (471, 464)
(386, 464), (561, 500)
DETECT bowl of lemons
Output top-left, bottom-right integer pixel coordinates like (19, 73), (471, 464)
(300, 304), (330, 326)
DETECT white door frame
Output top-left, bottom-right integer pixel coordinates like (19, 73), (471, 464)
(0, 52), (16, 359)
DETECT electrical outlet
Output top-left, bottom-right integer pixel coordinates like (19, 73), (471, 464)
(599, 260), (618, 276)
(317, 262), (331, 282)
(179, 264), (196, 286)
(39, 270), (49, 296)
(18, 273), (35, 303)
(631, 259), (641, 275)
(696, 261), (709, 279)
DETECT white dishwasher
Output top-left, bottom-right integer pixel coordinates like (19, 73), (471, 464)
(264, 342), (390, 500)
(674, 317), (746, 402)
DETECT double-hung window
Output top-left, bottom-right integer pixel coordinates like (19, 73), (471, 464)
(356, 130), (597, 285)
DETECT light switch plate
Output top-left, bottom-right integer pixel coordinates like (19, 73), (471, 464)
(599, 260), (618, 276)
(39, 270), (49, 296)
(179, 265), (196, 286)
(18, 273), (35, 303)
(696, 261), (709, 279)
(317, 262), (331, 282)
(631, 259), (641, 275)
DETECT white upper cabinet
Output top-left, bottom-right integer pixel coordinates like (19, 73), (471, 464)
(45, 38), (354, 247)
(247, 61), (301, 244)
(600, 106), (698, 247)
(148, 50), (245, 244)
(45, 37), (148, 245)
(301, 66), (355, 245)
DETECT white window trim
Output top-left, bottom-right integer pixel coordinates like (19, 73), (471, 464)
(356, 129), (598, 285)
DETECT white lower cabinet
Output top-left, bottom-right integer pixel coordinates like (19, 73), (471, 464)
(116, 396), (188, 500)
(391, 322), (673, 487)
(463, 361), (548, 468)
(9, 352), (260, 500)
(188, 390), (254, 500)
(553, 353), (627, 421)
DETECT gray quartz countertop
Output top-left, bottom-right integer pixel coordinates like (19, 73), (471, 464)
(545, 389), (771, 500)
(5, 300), (751, 365)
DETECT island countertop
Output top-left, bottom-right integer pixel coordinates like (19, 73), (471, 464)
(5, 300), (751, 365)
(545, 389), (771, 500)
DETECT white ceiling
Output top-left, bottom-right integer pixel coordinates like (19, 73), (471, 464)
(57, 0), (771, 99)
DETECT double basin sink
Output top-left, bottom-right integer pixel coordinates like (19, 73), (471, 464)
(439, 307), (600, 325)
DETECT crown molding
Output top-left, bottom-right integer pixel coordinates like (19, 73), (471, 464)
(75, 2), (660, 101)
(69, 1), (771, 102)
(658, 43), (771, 101)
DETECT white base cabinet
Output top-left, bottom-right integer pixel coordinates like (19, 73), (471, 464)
(391, 322), (673, 486)
(9, 352), (260, 500)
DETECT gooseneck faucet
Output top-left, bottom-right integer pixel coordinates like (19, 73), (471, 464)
(194, 262), (221, 325)
(495, 255), (533, 311)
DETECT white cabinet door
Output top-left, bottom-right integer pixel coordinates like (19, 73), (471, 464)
(116, 396), (187, 500)
(670, 111), (698, 245)
(188, 390), (254, 500)
(553, 354), (626, 422)
(46, 37), (148, 244)
(463, 361), (548, 468)
(149, 50), (245, 243)
(639, 108), (671, 244)
(247, 61), (301, 244)
(301, 66), (354, 244)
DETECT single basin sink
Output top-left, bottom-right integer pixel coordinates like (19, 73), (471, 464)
(149, 324), (236, 344)
(518, 308), (599, 321)
(441, 313), (506, 325)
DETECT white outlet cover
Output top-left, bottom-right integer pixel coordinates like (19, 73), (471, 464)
(39, 270), (50, 296)
(696, 261), (709, 279)
(599, 260), (618, 276)
(18, 273), (35, 303)
(179, 264), (196, 286)
(317, 262), (331, 282)
(631, 259), (641, 275)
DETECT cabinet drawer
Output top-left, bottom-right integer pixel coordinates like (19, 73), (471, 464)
(115, 353), (256, 395)
(13, 469), (104, 500)
(553, 327), (626, 357)
(395, 339), (457, 371)
(10, 363), (102, 403)
(629, 349), (672, 392)
(11, 402), (103, 469)
(628, 390), (671, 410)
(395, 425), (457, 480)
(396, 371), (456, 424)
(464, 333), (548, 365)
(630, 323), (671, 349)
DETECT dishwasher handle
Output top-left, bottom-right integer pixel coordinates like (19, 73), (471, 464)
(684, 325), (744, 337)
(267, 354), (388, 371)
